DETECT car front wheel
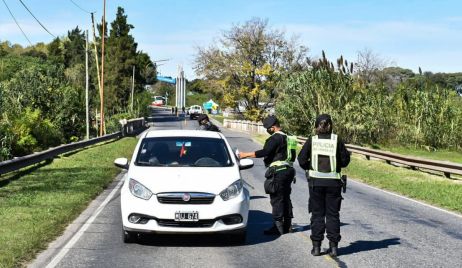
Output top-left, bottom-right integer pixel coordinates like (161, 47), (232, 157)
(122, 228), (137, 243)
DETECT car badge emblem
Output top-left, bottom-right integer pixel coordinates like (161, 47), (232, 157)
(182, 193), (191, 202)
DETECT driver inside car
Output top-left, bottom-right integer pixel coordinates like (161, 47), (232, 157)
(148, 142), (169, 165)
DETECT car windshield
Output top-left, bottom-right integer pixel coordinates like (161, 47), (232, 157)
(135, 137), (233, 167)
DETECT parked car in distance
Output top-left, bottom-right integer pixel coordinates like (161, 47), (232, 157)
(151, 96), (166, 107)
(114, 129), (254, 244)
(188, 105), (203, 119)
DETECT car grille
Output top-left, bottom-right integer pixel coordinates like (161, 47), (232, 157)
(157, 192), (216, 204)
(157, 219), (215, 228)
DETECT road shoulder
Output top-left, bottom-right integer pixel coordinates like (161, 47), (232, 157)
(28, 171), (126, 268)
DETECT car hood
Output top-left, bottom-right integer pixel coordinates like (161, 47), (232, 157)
(127, 166), (241, 194)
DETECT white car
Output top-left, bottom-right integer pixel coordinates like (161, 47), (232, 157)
(188, 105), (203, 119)
(114, 130), (253, 244)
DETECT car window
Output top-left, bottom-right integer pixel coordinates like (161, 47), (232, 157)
(135, 137), (233, 167)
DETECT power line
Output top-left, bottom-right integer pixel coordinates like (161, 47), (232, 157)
(1, 0), (33, 46)
(69, 0), (94, 14)
(18, 0), (55, 38)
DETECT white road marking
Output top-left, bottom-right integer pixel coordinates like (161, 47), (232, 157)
(45, 177), (125, 268)
(350, 179), (462, 219)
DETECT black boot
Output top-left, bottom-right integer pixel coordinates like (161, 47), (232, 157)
(311, 240), (321, 256)
(283, 218), (292, 234)
(328, 241), (338, 257)
(263, 221), (284, 235)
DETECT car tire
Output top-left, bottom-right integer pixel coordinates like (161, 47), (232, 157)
(122, 228), (136, 243)
(228, 229), (246, 245)
(190, 115), (194, 120)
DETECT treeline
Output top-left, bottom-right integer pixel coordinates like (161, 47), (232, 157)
(0, 7), (155, 161)
(195, 18), (462, 150)
(276, 54), (462, 149)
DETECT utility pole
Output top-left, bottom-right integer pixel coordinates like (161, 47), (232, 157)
(100, 0), (106, 136)
(90, 12), (102, 99)
(131, 65), (135, 113)
(85, 30), (90, 140)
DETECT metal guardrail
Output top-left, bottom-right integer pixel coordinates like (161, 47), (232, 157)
(121, 117), (146, 136)
(345, 144), (462, 178)
(224, 119), (462, 179)
(0, 118), (146, 176)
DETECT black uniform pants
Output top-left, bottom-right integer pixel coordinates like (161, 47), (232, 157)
(309, 186), (342, 243)
(269, 167), (295, 221)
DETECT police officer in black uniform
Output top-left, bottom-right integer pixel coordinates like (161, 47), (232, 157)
(297, 114), (350, 257)
(197, 114), (220, 132)
(239, 115), (296, 235)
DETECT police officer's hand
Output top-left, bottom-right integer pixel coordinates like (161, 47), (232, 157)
(239, 152), (255, 159)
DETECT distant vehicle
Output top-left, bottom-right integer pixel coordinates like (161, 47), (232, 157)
(456, 84), (462, 96)
(152, 96), (166, 106)
(114, 130), (253, 244)
(188, 105), (203, 120)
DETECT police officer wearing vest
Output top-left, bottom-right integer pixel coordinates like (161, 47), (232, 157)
(297, 114), (350, 257)
(239, 115), (297, 235)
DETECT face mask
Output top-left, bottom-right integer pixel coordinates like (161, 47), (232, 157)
(266, 128), (274, 135)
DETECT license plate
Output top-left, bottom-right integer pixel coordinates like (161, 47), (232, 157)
(175, 211), (199, 222)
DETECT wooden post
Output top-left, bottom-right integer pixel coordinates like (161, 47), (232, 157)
(100, 0), (106, 136)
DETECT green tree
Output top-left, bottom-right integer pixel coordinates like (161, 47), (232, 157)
(63, 27), (85, 68)
(194, 18), (308, 121)
(0, 45), (7, 57)
(105, 7), (138, 113)
(48, 37), (64, 63)
(136, 51), (156, 85)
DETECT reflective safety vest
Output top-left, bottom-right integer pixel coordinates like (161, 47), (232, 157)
(308, 134), (341, 179)
(269, 131), (298, 168)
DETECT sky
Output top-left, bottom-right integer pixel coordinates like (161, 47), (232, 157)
(1, 0), (461, 79)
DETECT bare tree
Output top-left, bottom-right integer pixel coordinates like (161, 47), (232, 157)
(355, 48), (388, 84)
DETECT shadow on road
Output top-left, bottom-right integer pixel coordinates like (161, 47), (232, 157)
(245, 210), (281, 245)
(338, 237), (401, 255)
(135, 210), (280, 247)
(148, 115), (186, 123)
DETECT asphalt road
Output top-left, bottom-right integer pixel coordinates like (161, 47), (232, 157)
(31, 109), (462, 268)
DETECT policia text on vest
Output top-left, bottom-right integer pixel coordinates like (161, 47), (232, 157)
(297, 114), (351, 257)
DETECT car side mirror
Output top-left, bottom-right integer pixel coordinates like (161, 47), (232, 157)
(114, 157), (129, 169)
(239, 158), (254, 170)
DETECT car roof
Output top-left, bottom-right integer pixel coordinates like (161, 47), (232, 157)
(144, 129), (222, 139)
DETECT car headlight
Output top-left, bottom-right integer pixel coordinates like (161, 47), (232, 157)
(220, 179), (243, 201)
(128, 178), (153, 200)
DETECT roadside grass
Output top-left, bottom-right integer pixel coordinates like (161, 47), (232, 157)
(210, 114), (241, 124)
(251, 134), (462, 214)
(343, 155), (462, 213)
(373, 145), (462, 164)
(210, 114), (224, 124)
(0, 138), (137, 268)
